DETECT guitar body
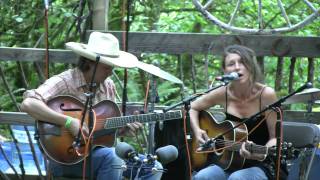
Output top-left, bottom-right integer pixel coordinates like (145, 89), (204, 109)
(191, 111), (248, 171)
(36, 95), (121, 165)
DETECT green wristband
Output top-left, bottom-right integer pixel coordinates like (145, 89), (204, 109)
(65, 116), (72, 129)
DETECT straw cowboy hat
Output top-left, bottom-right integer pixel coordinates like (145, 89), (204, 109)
(66, 32), (139, 68)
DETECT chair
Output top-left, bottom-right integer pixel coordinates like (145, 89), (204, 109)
(283, 121), (320, 180)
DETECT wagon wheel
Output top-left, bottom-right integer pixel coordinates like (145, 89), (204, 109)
(193, 0), (320, 34)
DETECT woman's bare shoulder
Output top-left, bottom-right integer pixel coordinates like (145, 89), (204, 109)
(207, 85), (227, 100)
(191, 86), (226, 109)
(259, 84), (277, 104)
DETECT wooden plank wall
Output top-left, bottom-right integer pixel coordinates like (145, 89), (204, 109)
(0, 32), (320, 64)
(107, 31), (320, 58)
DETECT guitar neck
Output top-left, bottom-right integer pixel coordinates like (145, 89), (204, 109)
(104, 110), (182, 129)
(227, 142), (268, 155)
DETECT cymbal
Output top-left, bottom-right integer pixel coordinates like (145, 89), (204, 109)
(284, 88), (320, 104)
(136, 61), (183, 84)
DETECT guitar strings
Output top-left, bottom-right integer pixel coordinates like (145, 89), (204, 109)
(198, 111), (272, 153)
(58, 111), (181, 132)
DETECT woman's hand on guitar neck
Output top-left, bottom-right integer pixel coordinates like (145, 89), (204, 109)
(240, 141), (267, 161)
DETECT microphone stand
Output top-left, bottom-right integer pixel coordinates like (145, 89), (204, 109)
(73, 55), (100, 180)
(163, 82), (229, 113)
(163, 81), (230, 180)
(147, 74), (158, 154)
(163, 81), (230, 137)
(201, 82), (312, 180)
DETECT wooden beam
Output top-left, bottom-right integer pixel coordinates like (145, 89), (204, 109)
(0, 47), (78, 63)
(106, 31), (320, 57)
(1, 32), (320, 63)
(0, 112), (35, 126)
(284, 110), (320, 124)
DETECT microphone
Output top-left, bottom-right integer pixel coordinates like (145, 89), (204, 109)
(115, 142), (141, 163)
(145, 145), (178, 165)
(156, 145), (178, 165)
(215, 72), (240, 82)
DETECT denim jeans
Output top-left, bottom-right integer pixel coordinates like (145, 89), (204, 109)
(49, 147), (162, 180)
(193, 165), (268, 180)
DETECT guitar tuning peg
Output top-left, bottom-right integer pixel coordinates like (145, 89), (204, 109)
(282, 141), (287, 146)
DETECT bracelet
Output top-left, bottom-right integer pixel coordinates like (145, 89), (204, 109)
(65, 116), (73, 129)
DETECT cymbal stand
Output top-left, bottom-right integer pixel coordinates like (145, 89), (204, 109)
(301, 96), (317, 180)
(147, 74), (159, 154)
(306, 95), (315, 122)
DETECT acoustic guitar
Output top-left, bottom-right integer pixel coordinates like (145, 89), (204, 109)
(36, 95), (182, 165)
(190, 110), (276, 171)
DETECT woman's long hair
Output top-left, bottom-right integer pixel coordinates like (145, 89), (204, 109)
(222, 44), (262, 83)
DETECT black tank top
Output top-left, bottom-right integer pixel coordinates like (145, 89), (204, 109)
(225, 86), (269, 146)
(224, 86), (287, 179)
(225, 86), (269, 170)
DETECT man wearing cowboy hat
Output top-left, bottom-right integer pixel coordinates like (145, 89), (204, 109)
(21, 32), (162, 179)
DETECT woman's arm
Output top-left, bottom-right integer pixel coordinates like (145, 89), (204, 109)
(190, 87), (225, 144)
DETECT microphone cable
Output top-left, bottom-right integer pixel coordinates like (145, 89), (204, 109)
(81, 111), (97, 180)
(274, 107), (283, 180)
(200, 111), (271, 154)
(182, 109), (193, 180)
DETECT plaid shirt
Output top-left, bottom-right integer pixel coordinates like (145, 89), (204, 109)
(23, 68), (116, 104)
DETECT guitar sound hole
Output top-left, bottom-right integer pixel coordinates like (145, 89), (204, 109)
(214, 136), (225, 154)
(60, 103), (82, 111)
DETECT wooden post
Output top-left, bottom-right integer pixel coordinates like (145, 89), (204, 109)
(307, 57), (314, 84)
(257, 56), (264, 83)
(92, 0), (109, 31)
(288, 57), (296, 93)
(275, 57), (284, 91)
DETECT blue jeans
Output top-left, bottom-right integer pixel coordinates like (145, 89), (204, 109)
(193, 165), (268, 180)
(49, 147), (162, 180)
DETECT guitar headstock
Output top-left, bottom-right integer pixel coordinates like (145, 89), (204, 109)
(269, 141), (299, 161)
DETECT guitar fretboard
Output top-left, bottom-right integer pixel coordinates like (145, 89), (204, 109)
(226, 143), (268, 155)
(104, 110), (182, 129)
